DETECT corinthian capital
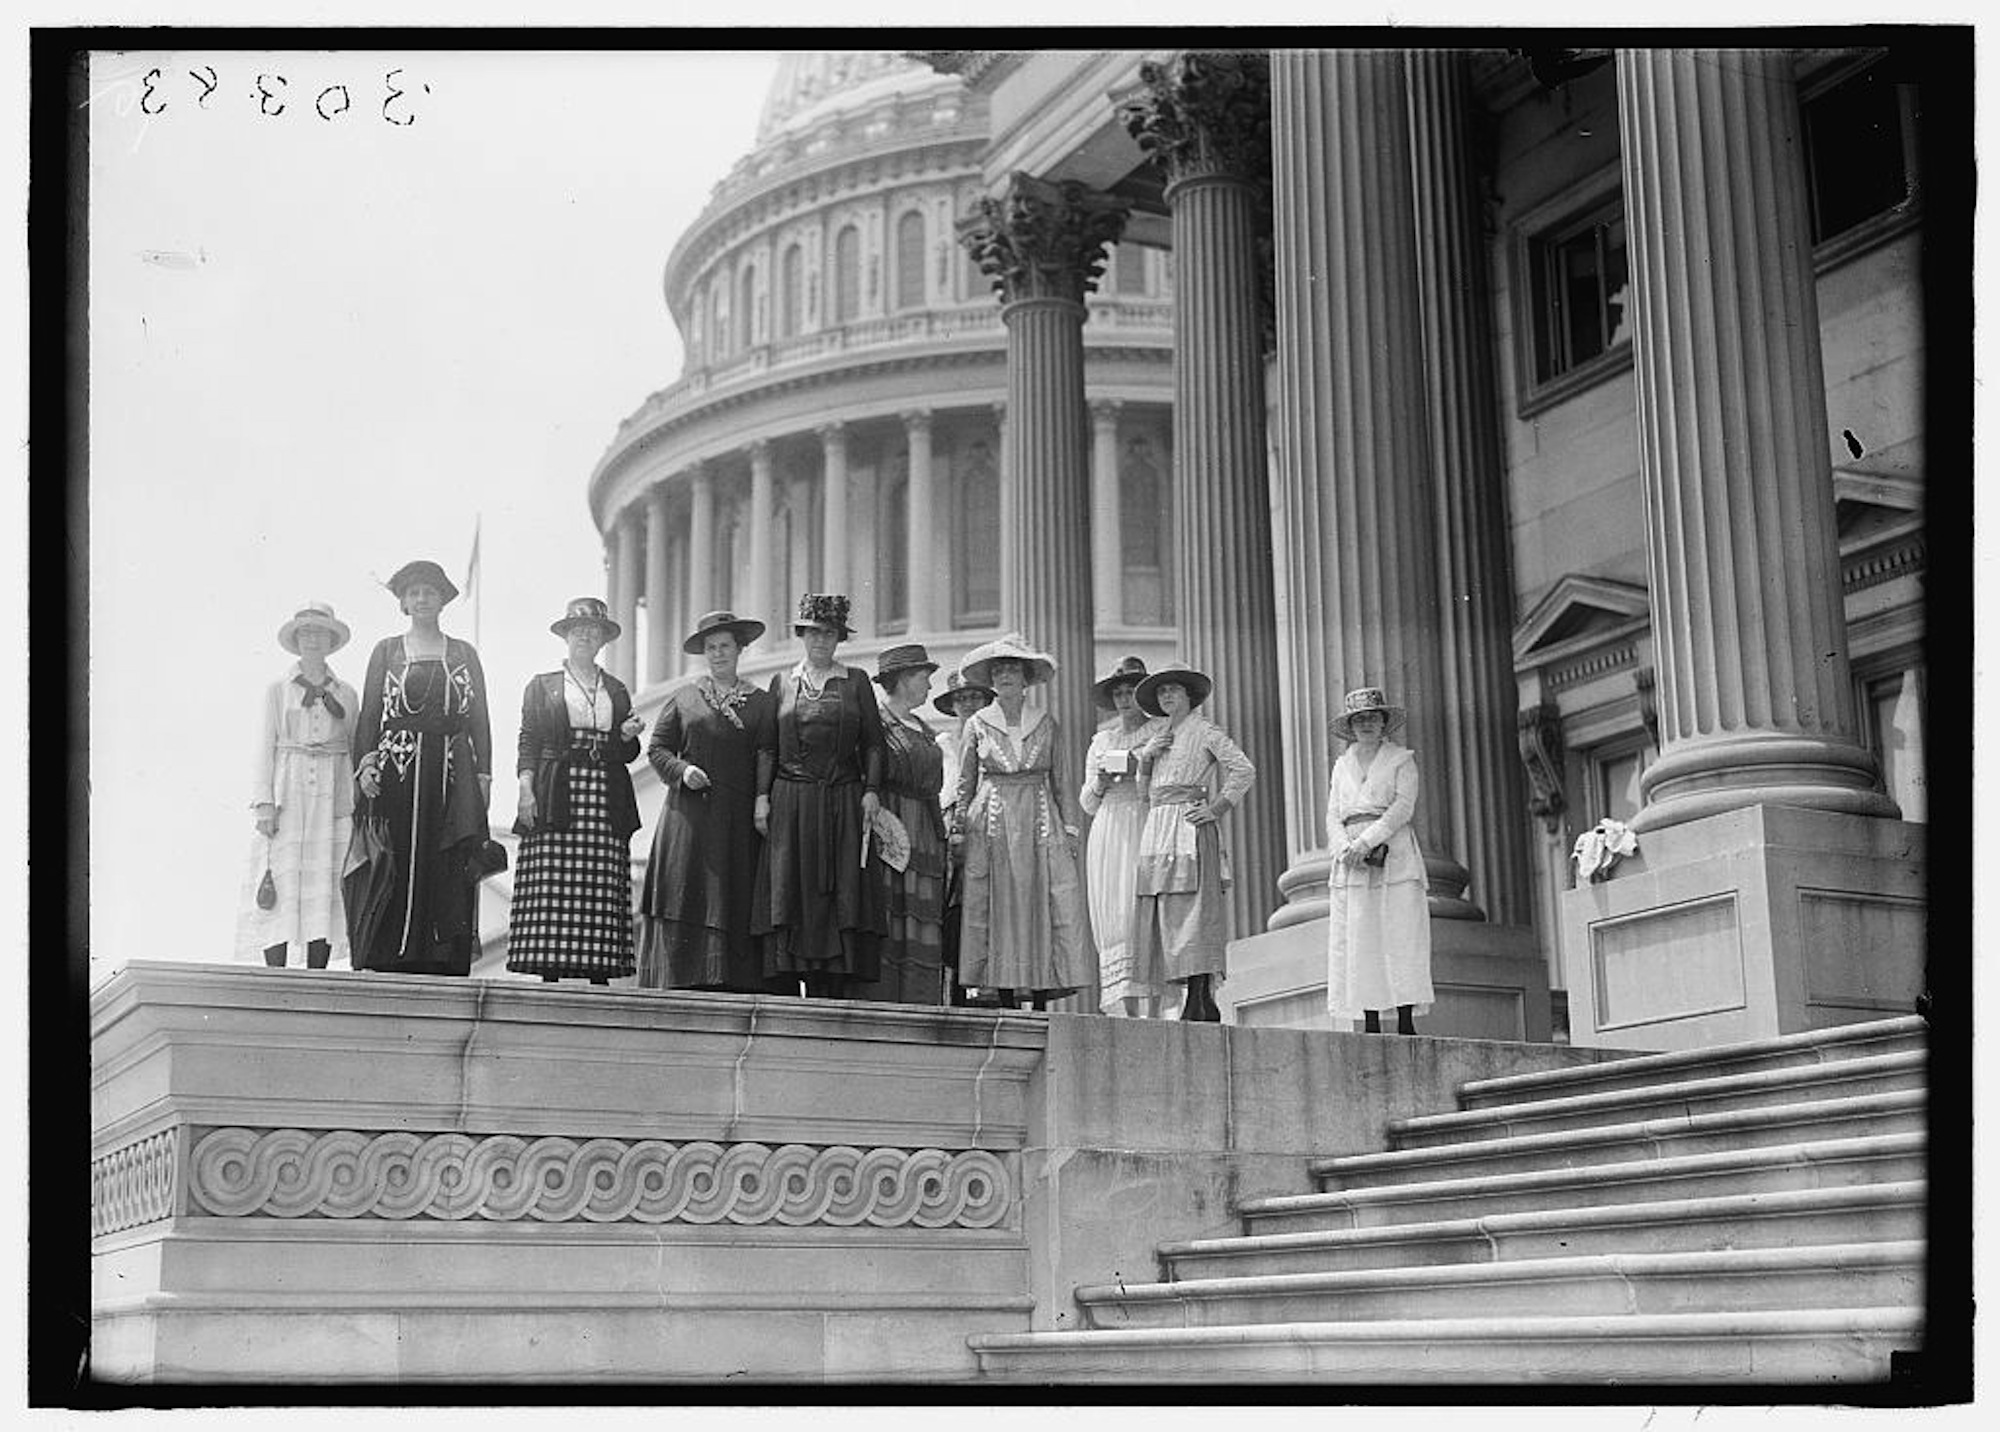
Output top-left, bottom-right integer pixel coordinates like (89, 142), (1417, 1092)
(956, 172), (1129, 307)
(1118, 50), (1272, 185)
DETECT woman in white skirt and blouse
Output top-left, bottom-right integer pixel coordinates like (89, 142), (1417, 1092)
(1324, 686), (1433, 1034)
(236, 602), (359, 968)
(1080, 655), (1164, 1016)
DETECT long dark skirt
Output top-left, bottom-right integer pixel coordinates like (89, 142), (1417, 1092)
(356, 727), (484, 976)
(753, 775), (883, 985)
(506, 762), (635, 981)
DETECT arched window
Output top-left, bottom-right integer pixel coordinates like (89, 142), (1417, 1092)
(1115, 241), (1147, 296)
(895, 211), (926, 311)
(710, 278), (729, 358)
(780, 244), (803, 337)
(834, 225), (861, 325)
(877, 455), (909, 629)
(952, 435), (1001, 627)
(737, 265), (757, 350)
(1120, 432), (1173, 625)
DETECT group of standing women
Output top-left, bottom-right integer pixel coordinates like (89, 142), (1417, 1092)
(237, 566), (1433, 1035)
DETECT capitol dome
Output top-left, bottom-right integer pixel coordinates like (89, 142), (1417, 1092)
(589, 49), (1181, 710)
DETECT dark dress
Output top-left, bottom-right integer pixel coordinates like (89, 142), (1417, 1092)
(505, 669), (641, 982)
(351, 635), (492, 975)
(751, 664), (887, 988)
(865, 708), (949, 1005)
(638, 677), (777, 991)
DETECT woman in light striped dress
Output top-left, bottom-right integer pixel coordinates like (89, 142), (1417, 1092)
(1080, 656), (1164, 1015)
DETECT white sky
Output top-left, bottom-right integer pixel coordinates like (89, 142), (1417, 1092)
(84, 48), (781, 978)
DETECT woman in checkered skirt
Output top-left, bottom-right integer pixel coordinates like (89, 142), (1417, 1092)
(506, 597), (647, 984)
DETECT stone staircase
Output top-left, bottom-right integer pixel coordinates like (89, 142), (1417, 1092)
(969, 1016), (1928, 1383)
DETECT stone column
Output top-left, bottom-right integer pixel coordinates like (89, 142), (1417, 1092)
(1405, 50), (1536, 927)
(819, 423), (850, 600)
(993, 400), (1012, 630)
(746, 440), (775, 630)
(1265, 49), (1477, 927)
(1089, 400), (1123, 629)
(645, 484), (674, 687)
(959, 173), (1127, 751)
(1616, 50), (1896, 831)
(1122, 51), (1287, 937)
(904, 409), (939, 634)
(610, 506), (642, 686)
(687, 462), (716, 626)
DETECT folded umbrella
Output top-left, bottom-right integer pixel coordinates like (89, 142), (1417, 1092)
(342, 802), (396, 971)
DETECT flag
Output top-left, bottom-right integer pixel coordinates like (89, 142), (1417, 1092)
(463, 516), (482, 647)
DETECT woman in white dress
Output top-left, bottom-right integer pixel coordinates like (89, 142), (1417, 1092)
(236, 602), (359, 968)
(1324, 686), (1433, 1034)
(1080, 656), (1163, 1016)
(1128, 665), (1255, 1023)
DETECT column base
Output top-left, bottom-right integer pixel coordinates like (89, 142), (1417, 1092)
(1632, 732), (1901, 833)
(1270, 852), (1484, 930)
(1561, 803), (1926, 1052)
(1219, 917), (1552, 1042)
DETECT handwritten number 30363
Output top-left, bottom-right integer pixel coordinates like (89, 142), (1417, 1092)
(136, 66), (428, 125)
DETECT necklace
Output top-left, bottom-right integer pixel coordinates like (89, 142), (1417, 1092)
(565, 662), (604, 725)
(396, 636), (448, 715)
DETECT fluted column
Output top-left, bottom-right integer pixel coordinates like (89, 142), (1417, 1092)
(819, 422), (850, 599)
(610, 506), (642, 686)
(960, 173), (1127, 751)
(746, 440), (775, 629)
(1089, 399), (1123, 628)
(645, 485), (674, 686)
(1406, 50), (1536, 926)
(687, 462), (716, 629)
(1123, 51), (1286, 936)
(904, 409), (939, 633)
(1267, 49), (1477, 929)
(993, 400), (1012, 629)
(1617, 50), (1896, 832)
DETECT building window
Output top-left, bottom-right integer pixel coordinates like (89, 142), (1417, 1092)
(1114, 241), (1147, 296)
(736, 266), (757, 351)
(780, 245), (803, 337)
(1528, 196), (1630, 387)
(877, 457), (909, 629)
(1862, 666), (1927, 822)
(896, 211), (926, 311)
(710, 278), (731, 359)
(1587, 739), (1656, 826)
(834, 225), (861, 325)
(1802, 60), (1920, 247)
(952, 436), (1001, 627)
(1119, 433), (1173, 626)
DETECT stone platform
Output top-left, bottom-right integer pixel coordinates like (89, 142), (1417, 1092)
(90, 962), (1619, 1383)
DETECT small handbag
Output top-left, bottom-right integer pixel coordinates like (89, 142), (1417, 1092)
(1362, 843), (1389, 868)
(255, 839), (278, 910)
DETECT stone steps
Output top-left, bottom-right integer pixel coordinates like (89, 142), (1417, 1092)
(1387, 1050), (1927, 1150)
(967, 1306), (1924, 1383)
(1073, 1240), (1923, 1330)
(1159, 1179), (1926, 1279)
(1308, 1088), (1925, 1190)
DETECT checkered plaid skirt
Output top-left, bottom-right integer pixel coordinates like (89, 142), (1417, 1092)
(505, 753), (635, 980)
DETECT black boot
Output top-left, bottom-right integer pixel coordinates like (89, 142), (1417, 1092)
(1363, 1009), (1382, 1033)
(1029, 991), (1049, 1012)
(994, 988), (1020, 1009)
(263, 944), (288, 969)
(306, 940), (330, 970)
(1396, 1004), (1416, 1035)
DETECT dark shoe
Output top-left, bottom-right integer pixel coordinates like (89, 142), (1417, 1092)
(264, 944), (288, 969)
(1396, 1005), (1416, 1035)
(306, 940), (331, 971)
(1363, 1010), (1382, 1033)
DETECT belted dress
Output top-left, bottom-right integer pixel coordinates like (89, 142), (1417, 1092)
(1128, 713), (1256, 989)
(1324, 740), (1434, 1019)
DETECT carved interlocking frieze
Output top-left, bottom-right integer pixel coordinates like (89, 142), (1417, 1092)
(956, 173), (1128, 307)
(92, 1127), (180, 1236)
(187, 1128), (1014, 1229)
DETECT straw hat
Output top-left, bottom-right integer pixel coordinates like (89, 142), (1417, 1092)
(793, 592), (854, 638)
(933, 669), (996, 716)
(277, 601), (351, 655)
(1329, 686), (1407, 741)
(550, 596), (621, 642)
(1092, 655), (1150, 711)
(873, 643), (941, 689)
(683, 608), (766, 655)
(959, 632), (1057, 689)
(385, 559), (459, 605)
(1135, 665), (1213, 717)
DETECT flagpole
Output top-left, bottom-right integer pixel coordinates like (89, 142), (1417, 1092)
(465, 515), (482, 650)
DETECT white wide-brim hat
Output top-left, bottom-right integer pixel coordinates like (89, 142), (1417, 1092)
(959, 632), (1057, 689)
(278, 602), (351, 655)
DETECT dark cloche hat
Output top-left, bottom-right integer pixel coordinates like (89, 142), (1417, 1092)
(1092, 654), (1150, 711)
(1135, 665), (1213, 717)
(385, 559), (460, 605)
(933, 669), (996, 716)
(874, 643), (941, 689)
(684, 609), (766, 655)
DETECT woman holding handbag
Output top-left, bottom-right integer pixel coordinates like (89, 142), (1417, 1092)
(236, 602), (359, 969)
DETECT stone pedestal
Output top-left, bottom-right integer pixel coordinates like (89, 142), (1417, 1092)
(1560, 805), (1926, 1052)
(1219, 917), (1553, 1043)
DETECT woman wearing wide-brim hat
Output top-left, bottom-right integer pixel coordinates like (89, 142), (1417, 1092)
(504, 597), (647, 986)
(236, 602), (360, 970)
(751, 593), (889, 1000)
(350, 559), (493, 976)
(864, 643), (951, 1005)
(949, 632), (1094, 1009)
(1079, 655), (1166, 1016)
(932, 669), (994, 1006)
(638, 609), (777, 993)
(1324, 685), (1432, 1034)
(1128, 663), (1256, 1022)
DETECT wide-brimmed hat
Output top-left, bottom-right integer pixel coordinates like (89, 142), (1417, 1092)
(933, 670), (996, 716)
(1135, 665), (1213, 717)
(683, 608), (766, 655)
(1092, 654), (1150, 710)
(959, 632), (1057, 689)
(385, 559), (460, 605)
(1329, 686), (1407, 741)
(874, 643), (940, 689)
(277, 601), (351, 655)
(550, 596), (621, 642)
(793, 592), (854, 638)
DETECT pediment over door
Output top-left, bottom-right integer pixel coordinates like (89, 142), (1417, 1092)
(1512, 574), (1652, 672)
